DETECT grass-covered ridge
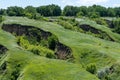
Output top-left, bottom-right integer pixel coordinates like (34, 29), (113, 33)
(0, 16), (120, 80)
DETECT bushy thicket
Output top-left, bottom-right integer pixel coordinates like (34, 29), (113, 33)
(57, 17), (81, 31)
(17, 36), (55, 58)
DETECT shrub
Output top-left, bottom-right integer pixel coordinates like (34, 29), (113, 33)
(57, 20), (74, 30)
(86, 63), (97, 74)
(24, 12), (33, 19)
(17, 36), (55, 58)
(29, 46), (40, 55)
(48, 35), (57, 50)
(46, 52), (55, 58)
(88, 12), (100, 19)
(0, 15), (5, 23)
(76, 12), (84, 17)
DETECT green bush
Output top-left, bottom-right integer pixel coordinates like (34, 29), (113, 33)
(86, 63), (97, 74)
(57, 20), (74, 30)
(0, 15), (5, 23)
(48, 35), (57, 50)
(46, 52), (56, 58)
(24, 12), (33, 19)
(76, 12), (84, 17)
(88, 12), (100, 19)
(17, 36), (55, 58)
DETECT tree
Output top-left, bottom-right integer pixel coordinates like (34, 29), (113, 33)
(88, 12), (100, 19)
(79, 6), (88, 16)
(0, 9), (7, 15)
(63, 6), (79, 16)
(76, 11), (84, 17)
(88, 5), (107, 17)
(0, 15), (4, 23)
(37, 4), (61, 16)
(107, 8), (116, 17)
(37, 6), (50, 16)
(24, 6), (37, 18)
(7, 6), (24, 16)
(114, 7), (120, 17)
(25, 6), (37, 14)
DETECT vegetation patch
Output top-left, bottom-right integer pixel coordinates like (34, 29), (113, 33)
(97, 63), (120, 80)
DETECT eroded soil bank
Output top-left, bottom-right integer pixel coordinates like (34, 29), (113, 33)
(79, 24), (114, 41)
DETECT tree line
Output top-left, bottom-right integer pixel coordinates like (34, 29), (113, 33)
(0, 4), (120, 18)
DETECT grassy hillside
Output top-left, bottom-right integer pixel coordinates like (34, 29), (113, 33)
(0, 23), (98, 80)
(0, 16), (120, 80)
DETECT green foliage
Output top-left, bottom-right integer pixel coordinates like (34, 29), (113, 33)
(79, 6), (88, 16)
(88, 5), (107, 17)
(86, 63), (97, 74)
(25, 6), (37, 15)
(24, 6), (42, 20)
(17, 36), (55, 58)
(88, 12), (100, 19)
(7, 6), (24, 16)
(76, 11), (84, 17)
(57, 20), (74, 30)
(24, 12), (33, 19)
(0, 4), (120, 17)
(113, 18), (120, 33)
(58, 17), (80, 31)
(63, 6), (79, 16)
(0, 9), (7, 15)
(0, 15), (5, 23)
(48, 35), (57, 50)
(107, 8), (116, 17)
(37, 4), (61, 16)
(46, 52), (56, 58)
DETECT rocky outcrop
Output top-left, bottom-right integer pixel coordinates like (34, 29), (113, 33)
(2, 24), (72, 60)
